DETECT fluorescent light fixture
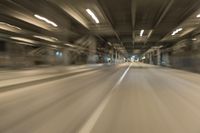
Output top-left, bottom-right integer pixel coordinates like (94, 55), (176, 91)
(171, 32), (176, 36)
(16, 42), (34, 46)
(0, 22), (21, 30)
(197, 14), (200, 18)
(34, 35), (58, 42)
(108, 42), (112, 46)
(10, 37), (35, 44)
(51, 45), (58, 48)
(64, 43), (75, 47)
(34, 14), (58, 27)
(177, 28), (183, 32)
(171, 28), (183, 36)
(140, 30), (144, 37)
(86, 9), (99, 24)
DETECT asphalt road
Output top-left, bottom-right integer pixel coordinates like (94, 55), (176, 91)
(1, 63), (200, 133)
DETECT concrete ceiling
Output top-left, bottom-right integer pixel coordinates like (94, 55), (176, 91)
(0, 0), (200, 55)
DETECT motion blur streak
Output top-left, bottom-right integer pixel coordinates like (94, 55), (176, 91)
(0, 63), (200, 133)
(1, 0), (200, 133)
(79, 64), (131, 133)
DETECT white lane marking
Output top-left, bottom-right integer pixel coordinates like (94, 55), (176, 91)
(78, 64), (132, 133)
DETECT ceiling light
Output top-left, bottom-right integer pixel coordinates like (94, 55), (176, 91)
(51, 45), (58, 48)
(34, 14), (58, 27)
(16, 42), (34, 46)
(0, 22), (21, 30)
(64, 43), (75, 47)
(10, 37), (35, 44)
(171, 28), (183, 36)
(197, 14), (200, 18)
(171, 32), (176, 36)
(86, 9), (99, 24)
(192, 38), (197, 41)
(34, 35), (58, 42)
(108, 42), (112, 46)
(177, 28), (183, 32)
(140, 30), (144, 37)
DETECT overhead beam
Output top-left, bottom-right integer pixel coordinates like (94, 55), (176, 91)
(96, 0), (123, 45)
(145, 0), (174, 46)
(154, 0), (174, 28)
(131, 0), (136, 46)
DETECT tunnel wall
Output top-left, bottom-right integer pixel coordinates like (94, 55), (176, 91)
(161, 39), (200, 73)
(0, 42), (35, 68)
(0, 36), (124, 68)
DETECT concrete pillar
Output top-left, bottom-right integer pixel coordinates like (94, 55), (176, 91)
(87, 37), (97, 64)
(115, 51), (118, 63)
(111, 49), (114, 63)
(157, 49), (161, 65)
(63, 49), (70, 65)
(46, 49), (56, 65)
(149, 52), (153, 64)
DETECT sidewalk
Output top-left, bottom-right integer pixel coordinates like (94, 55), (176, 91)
(0, 64), (104, 89)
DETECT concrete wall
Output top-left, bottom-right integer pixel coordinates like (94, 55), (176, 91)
(0, 42), (34, 68)
(143, 39), (200, 73)
(0, 35), (125, 68)
(161, 39), (200, 73)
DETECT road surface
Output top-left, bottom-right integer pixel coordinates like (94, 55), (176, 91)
(0, 63), (200, 133)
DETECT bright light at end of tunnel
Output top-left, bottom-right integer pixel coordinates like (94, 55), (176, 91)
(140, 30), (144, 37)
(34, 14), (58, 27)
(142, 56), (146, 60)
(86, 9), (100, 24)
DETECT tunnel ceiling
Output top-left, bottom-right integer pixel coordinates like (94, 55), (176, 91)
(0, 0), (200, 55)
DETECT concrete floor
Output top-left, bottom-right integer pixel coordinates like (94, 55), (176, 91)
(0, 63), (200, 133)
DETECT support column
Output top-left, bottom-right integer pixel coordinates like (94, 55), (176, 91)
(87, 37), (97, 64)
(149, 52), (153, 64)
(157, 49), (161, 65)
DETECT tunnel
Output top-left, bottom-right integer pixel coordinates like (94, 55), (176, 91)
(0, 0), (200, 133)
